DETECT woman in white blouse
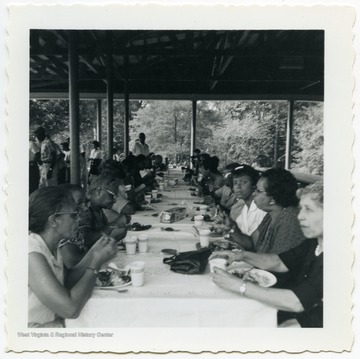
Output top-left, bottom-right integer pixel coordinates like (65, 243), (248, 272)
(225, 165), (266, 250)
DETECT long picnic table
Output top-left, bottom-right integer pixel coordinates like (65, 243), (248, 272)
(66, 169), (277, 328)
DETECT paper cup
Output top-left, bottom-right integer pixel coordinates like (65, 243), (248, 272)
(194, 215), (204, 227)
(144, 194), (152, 203)
(199, 229), (211, 248)
(151, 190), (158, 199)
(209, 258), (227, 273)
(199, 205), (208, 215)
(138, 234), (148, 253)
(130, 261), (145, 287)
(125, 236), (137, 255)
(159, 183), (164, 191)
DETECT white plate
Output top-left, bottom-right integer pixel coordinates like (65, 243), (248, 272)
(227, 263), (277, 288)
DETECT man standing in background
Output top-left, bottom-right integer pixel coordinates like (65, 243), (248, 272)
(132, 132), (150, 156)
(34, 126), (63, 188)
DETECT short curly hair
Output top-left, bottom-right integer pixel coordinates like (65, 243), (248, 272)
(297, 181), (323, 207)
(261, 168), (299, 207)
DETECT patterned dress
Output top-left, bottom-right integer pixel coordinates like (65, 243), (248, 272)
(255, 206), (306, 254)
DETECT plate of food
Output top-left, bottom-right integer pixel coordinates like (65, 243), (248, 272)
(227, 263), (277, 287)
(211, 239), (241, 250)
(195, 239), (240, 251)
(95, 266), (132, 289)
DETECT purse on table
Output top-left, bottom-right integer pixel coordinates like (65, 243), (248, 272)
(163, 247), (213, 274)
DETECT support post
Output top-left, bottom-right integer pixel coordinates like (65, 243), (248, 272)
(285, 99), (294, 170)
(124, 81), (130, 156)
(68, 31), (80, 185)
(96, 99), (102, 143)
(106, 31), (114, 160)
(191, 100), (197, 167)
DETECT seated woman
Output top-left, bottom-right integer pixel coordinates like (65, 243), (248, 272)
(153, 154), (167, 172)
(212, 162), (240, 211)
(222, 165), (267, 249)
(199, 156), (224, 195)
(82, 175), (128, 249)
(98, 160), (135, 221)
(28, 186), (117, 327)
(211, 181), (323, 328)
(58, 184), (91, 268)
(252, 168), (306, 254)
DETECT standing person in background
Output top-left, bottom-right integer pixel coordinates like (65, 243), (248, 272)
(79, 144), (88, 190)
(132, 132), (150, 156)
(34, 126), (63, 188)
(113, 148), (121, 162)
(60, 141), (71, 183)
(191, 148), (201, 176)
(88, 140), (102, 184)
(29, 138), (40, 194)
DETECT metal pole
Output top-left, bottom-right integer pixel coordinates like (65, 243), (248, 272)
(124, 81), (130, 156)
(191, 100), (197, 168)
(68, 31), (80, 185)
(285, 99), (294, 170)
(96, 99), (102, 143)
(106, 31), (114, 160)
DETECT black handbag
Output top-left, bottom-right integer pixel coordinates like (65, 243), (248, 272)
(163, 247), (213, 274)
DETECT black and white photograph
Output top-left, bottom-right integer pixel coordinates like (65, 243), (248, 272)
(2, 1), (357, 356)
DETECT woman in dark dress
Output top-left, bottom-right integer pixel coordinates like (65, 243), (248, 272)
(211, 181), (324, 327)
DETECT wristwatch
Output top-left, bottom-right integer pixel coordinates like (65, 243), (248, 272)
(239, 280), (247, 295)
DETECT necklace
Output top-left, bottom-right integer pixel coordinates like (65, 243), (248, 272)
(315, 245), (323, 256)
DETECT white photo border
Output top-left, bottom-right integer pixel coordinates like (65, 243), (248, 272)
(5, 3), (355, 353)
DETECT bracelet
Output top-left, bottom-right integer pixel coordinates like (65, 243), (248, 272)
(239, 280), (247, 296)
(86, 267), (99, 276)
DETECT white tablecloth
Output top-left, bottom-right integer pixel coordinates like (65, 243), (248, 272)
(66, 234), (276, 328)
(66, 170), (277, 328)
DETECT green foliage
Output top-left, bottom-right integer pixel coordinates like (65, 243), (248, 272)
(30, 99), (70, 144)
(29, 98), (323, 175)
(292, 102), (324, 175)
(199, 101), (288, 169)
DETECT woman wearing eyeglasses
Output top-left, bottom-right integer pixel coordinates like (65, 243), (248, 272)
(211, 181), (323, 327)
(28, 186), (117, 328)
(252, 168), (305, 254)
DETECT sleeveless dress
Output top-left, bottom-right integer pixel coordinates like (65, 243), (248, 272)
(28, 232), (65, 327)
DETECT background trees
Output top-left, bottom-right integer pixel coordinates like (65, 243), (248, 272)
(29, 99), (323, 175)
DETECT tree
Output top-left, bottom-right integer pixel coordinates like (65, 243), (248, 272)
(30, 99), (70, 144)
(30, 98), (323, 174)
(291, 102), (324, 175)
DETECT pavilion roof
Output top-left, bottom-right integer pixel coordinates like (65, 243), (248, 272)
(30, 29), (324, 101)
